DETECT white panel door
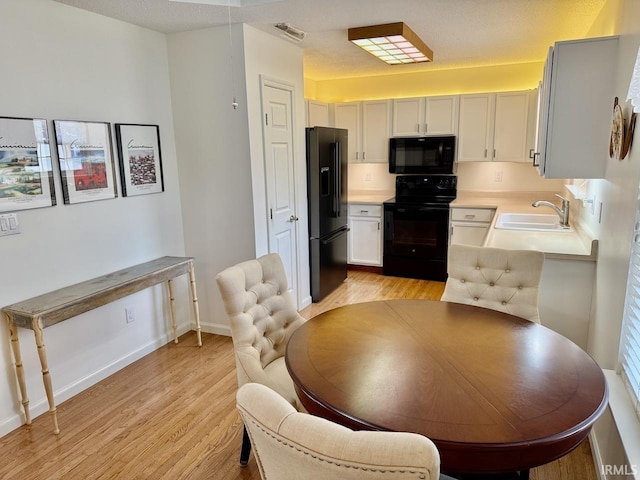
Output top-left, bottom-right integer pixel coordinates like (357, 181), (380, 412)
(262, 83), (298, 301)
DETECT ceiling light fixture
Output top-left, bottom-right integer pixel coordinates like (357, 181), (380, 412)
(348, 22), (433, 65)
(274, 23), (306, 43)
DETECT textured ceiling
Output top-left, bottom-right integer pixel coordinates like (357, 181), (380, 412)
(52, 0), (608, 80)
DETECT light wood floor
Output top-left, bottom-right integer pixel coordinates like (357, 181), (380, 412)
(0, 271), (597, 480)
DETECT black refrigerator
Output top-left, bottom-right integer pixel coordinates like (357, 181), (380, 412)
(306, 126), (349, 302)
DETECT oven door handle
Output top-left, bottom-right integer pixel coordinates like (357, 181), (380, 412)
(396, 206), (449, 213)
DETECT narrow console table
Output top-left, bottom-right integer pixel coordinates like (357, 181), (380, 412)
(2, 256), (202, 435)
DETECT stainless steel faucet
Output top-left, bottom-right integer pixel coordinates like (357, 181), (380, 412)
(532, 194), (570, 227)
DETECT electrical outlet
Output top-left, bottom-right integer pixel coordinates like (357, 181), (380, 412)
(0, 213), (20, 237)
(125, 307), (135, 324)
(364, 172), (372, 182)
(494, 171), (503, 182)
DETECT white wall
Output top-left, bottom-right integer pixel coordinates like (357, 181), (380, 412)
(574, 0), (640, 474)
(584, 0), (640, 372)
(242, 25), (311, 308)
(167, 23), (310, 328)
(0, 0), (188, 436)
(167, 24), (257, 335)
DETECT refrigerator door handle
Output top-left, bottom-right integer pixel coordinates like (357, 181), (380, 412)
(331, 143), (340, 218)
(320, 226), (350, 245)
(336, 142), (342, 218)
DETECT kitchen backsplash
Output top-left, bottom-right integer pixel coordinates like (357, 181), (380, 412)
(348, 161), (565, 193)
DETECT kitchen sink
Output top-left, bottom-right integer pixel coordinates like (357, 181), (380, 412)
(494, 213), (573, 232)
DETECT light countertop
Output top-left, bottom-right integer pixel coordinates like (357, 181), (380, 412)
(452, 191), (597, 261)
(348, 190), (394, 204)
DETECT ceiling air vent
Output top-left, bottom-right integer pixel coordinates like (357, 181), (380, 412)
(274, 23), (306, 43)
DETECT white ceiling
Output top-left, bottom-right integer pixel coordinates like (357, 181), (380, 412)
(52, 0), (608, 80)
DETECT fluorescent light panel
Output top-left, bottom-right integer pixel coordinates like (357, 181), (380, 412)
(348, 22), (433, 65)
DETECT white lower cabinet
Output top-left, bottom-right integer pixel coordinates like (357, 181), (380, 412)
(449, 207), (496, 246)
(348, 204), (382, 266)
(539, 258), (594, 350)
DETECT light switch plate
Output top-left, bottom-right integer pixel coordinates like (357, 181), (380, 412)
(0, 213), (20, 237)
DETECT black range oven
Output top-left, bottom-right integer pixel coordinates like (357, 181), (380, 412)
(383, 175), (457, 281)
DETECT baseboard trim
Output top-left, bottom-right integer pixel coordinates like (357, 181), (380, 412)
(0, 324), (193, 438)
(348, 264), (383, 274)
(590, 429), (605, 480)
(200, 321), (231, 337)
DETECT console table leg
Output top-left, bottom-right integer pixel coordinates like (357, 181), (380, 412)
(33, 317), (59, 435)
(6, 313), (31, 425)
(188, 260), (202, 347)
(167, 279), (178, 344)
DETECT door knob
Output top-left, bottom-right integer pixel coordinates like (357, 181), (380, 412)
(288, 215), (299, 222)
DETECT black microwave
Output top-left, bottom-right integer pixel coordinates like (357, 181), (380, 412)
(389, 135), (456, 174)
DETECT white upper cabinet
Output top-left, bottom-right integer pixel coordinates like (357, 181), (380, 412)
(534, 36), (619, 178)
(458, 94), (495, 162)
(425, 96), (459, 135)
(362, 100), (390, 163)
(392, 97), (422, 136)
(334, 102), (362, 162)
(306, 100), (330, 127)
(458, 90), (534, 163)
(494, 92), (531, 162)
(334, 100), (390, 163)
(392, 95), (459, 136)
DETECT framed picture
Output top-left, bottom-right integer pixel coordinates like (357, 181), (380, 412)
(115, 124), (164, 197)
(53, 120), (117, 205)
(0, 116), (56, 213)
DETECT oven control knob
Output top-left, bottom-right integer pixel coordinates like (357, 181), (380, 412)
(412, 248), (416, 253)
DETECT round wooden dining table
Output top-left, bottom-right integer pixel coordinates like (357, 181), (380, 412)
(285, 300), (608, 477)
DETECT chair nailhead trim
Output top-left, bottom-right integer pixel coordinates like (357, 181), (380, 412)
(243, 417), (433, 478)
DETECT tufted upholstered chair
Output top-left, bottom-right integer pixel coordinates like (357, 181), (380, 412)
(441, 244), (545, 323)
(216, 253), (307, 466)
(237, 383), (453, 480)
